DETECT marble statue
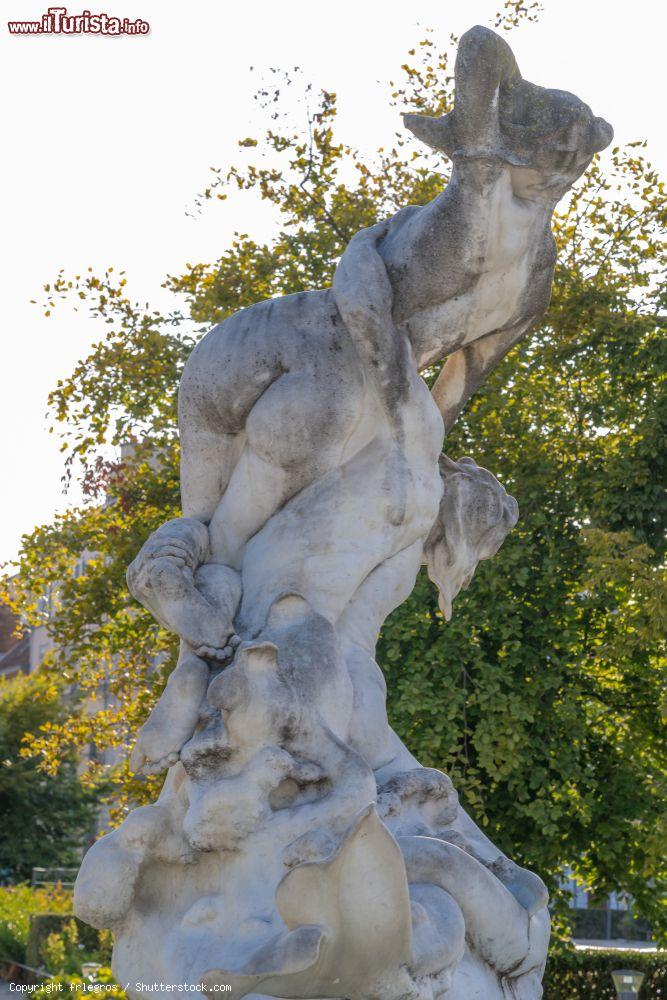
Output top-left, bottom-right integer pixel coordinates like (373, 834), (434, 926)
(74, 25), (612, 1000)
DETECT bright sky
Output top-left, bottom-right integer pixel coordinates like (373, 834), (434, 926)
(1, 0), (665, 566)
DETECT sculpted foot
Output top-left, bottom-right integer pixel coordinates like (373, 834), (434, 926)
(195, 633), (241, 664)
(140, 750), (182, 776)
(130, 653), (210, 775)
(131, 709), (196, 776)
(126, 518), (242, 652)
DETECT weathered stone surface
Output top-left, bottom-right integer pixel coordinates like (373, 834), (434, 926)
(74, 24), (612, 1000)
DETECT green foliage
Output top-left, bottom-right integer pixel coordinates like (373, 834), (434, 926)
(2, 0), (665, 945)
(0, 674), (100, 882)
(0, 884), (112, 975)
(41, 918), (78, 973)
(381, 138), (667, 937)
(0, 884), (71, 964)
(543, 948), (667, 999)
(25, 913), (107, 972)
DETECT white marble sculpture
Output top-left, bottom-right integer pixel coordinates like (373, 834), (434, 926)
(74, 26), (612, 1000)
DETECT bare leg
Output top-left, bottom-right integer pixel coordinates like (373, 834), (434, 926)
(179, 406), (245, 523)
(208, 359), (365, 569)
(208, 447), (292, 568)
(129, 560), (247, 775)
(336, 541), (423, 769)
(130, 646), (210, 775)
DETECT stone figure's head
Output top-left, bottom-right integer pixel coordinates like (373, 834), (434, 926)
(404, 25), (613, 203)
(207, 592), (352, 745)
(424, 455), (519, 621)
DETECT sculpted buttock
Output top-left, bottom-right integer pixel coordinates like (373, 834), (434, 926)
(74, 24), (612, 1000)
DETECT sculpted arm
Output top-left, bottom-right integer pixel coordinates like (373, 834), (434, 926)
(403, 26), (520, 159)
(431, 316), (538, 433)
(333, 218), (415, 426)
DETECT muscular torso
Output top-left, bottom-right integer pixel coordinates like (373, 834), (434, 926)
(378, 162), (554, 366)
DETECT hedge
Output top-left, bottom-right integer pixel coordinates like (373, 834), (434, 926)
(544, 949), (666, 999)
(25, 914), (100, 969)
(0, 885), (71, 965)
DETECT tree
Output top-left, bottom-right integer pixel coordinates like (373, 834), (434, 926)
(0, 672), (98, 881)
(2, 2), (665, 940)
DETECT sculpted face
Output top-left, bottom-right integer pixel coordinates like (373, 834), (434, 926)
(424, 456), (519, 621)
(403, 25), (613, 204)
(501, 83), (614, 200)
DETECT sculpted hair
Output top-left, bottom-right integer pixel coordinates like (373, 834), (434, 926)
(428, 454), (519, 568)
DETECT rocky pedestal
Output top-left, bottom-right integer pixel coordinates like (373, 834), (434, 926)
(73, 25), (612, 1000)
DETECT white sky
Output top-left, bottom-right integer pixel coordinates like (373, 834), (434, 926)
(1, 0), (665, 566)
